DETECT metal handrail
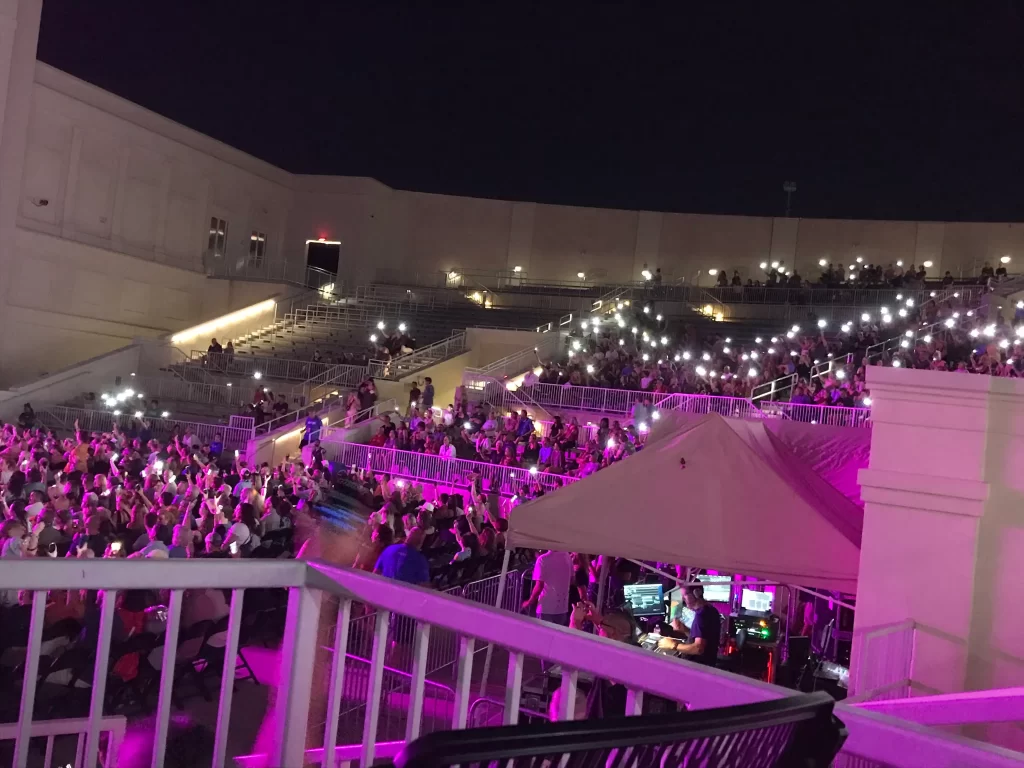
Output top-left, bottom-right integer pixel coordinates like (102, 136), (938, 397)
(864, 302), (985, 364)
(385, 269), (992, 306)
(751, 373), (798, 402)
(468, 333), (564, 380)
(496, 382), (871, 428)
(319, 440), (577, 497)
(186, 349), (366, 383)
(37, 404), (255, 447)
(369, 331), (468, 380)
(468, 697), (550, 727)
(3, 560), (1019, 768)
(463, 371), (553, 422)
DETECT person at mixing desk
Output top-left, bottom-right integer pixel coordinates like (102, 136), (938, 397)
(658, 585), (722, 666)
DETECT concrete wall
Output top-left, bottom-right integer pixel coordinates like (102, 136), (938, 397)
(292, 180), (1024, 288)
(0, 58), (299, 387)
(8, 57), (1024, 397)
(0, 229), (291, 386)
(20, 63), (294, 272)
(856, 367), (1024, 750)
(0, 342), (143, 420)
(465, 328), (544, 370)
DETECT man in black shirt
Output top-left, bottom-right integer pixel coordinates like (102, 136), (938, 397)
(661, 585), (722, 666)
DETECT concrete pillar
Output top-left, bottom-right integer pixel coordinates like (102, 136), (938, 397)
(855, 366), (1024, 748)
(769, 217), (799, 273)
(914, 221), (945, 276)
(632, 210), (663, 280)
(506, 201), (535, 276)
(0, 0), (43, 329)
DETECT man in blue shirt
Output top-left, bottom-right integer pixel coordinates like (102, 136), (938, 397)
(662, 585), (722, 666)
(374, 528), (431, 586)
(515, 409), (534, 441)
(301, 409), (322, 447)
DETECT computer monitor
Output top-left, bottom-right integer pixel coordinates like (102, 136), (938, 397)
(623, 583), (665, 617)
(697, 574), (732, 604)
(741, 588), (774, 613)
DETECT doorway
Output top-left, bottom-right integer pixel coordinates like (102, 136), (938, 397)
(305, 239), (341, 274)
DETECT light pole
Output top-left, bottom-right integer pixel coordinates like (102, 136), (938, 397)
(783, 181), (797, 217)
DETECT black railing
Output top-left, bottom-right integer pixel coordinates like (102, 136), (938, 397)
(396, 692), (846, 768)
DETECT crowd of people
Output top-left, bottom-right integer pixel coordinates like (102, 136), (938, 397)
(356, 389), (645, 486)
(709, 261), (1009, 292)
(342, 467), (514, 589)
(521, 289), (993, 409)
(884, 301), (1024, 376)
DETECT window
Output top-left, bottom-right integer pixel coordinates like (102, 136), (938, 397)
(249, 230), (267, 267)
(208, 217), (228, 258)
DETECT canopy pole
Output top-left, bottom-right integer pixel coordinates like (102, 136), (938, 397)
(595, 556), (611, 610)
(478, 547), (512, 696)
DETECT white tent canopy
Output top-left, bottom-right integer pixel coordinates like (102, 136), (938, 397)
(508, 411), (863, 592)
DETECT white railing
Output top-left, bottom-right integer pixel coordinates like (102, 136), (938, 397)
(369, 331), (468, 380)
(750, 372), (798, 402)
(134, 375), (273, 410)
(469, 333), (564, 380)
(38, 404), (254, 448)
(259, 394), (397, 440)
(319, 441), (576, 498)
(304, 363), (369, 394)
(848, 620), (918, 702)
(463, 373), (553, 422)
(507, 383), (872, 429)
(864, 289), (984, 363)
(755, 400), (872, 428)
(2, 559), (1016, 768)
(190, 350), (366, 383)
(0, 715), (126, 768)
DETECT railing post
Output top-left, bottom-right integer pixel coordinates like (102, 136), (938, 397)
(271, 585), (322, 768)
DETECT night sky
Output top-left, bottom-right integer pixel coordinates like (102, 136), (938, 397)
(37, 2), (1024, 222)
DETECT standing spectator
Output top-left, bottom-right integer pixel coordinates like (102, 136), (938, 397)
(422, 377), (435, 411)
(408, 380), (422, 411)
(438, 435), (456, 459)
(374, 527), (431, 586)
(17, 403), (35, 429)
(301, 409), (322, 448)
(522, 549), (574, 625)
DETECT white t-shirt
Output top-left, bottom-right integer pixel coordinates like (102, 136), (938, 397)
(227, 522), (256, 549)
(532, 551), (573, 616)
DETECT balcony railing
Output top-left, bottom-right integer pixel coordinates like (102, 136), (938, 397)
(378, 269), (991, 307)
(204, 255), (340, 292)
(369, 332), (468, 380)
(319, 440), (577, 498)
(468, 333), (564, 380)
(188, 350), (367, 384)
(36, 404), (255, 448)
(133, 375), (283, 411)
(479, 382), (872, 429)
(4, 559), (1020, 768)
